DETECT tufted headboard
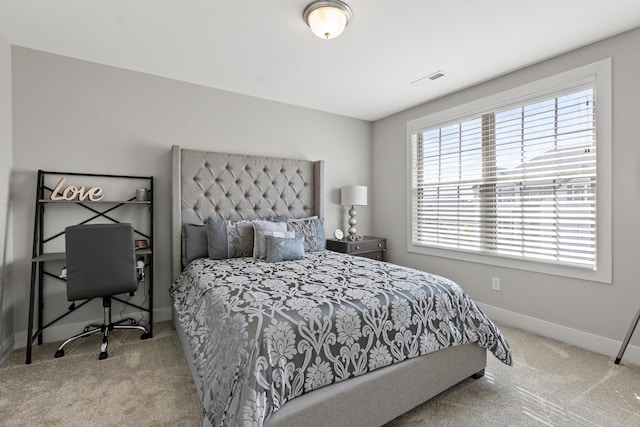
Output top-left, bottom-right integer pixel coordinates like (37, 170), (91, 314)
(170, 145), (324, 280)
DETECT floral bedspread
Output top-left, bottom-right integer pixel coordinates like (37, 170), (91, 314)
(170, 251), (512, 427)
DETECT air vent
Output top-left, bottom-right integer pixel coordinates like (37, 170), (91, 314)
(411, 70), (446, 87)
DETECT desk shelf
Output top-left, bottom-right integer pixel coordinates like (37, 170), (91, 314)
(38, 199), (151, 204)
(26, 170), (154, 364)
(32, 248), (152, 263)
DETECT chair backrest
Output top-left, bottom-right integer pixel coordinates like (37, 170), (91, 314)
(64, 223), (138, 301)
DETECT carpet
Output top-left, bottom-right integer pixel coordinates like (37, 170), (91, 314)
(2, 322), (640, 426)
(386, 326), (640, 427)
(0, 322), (202, 426)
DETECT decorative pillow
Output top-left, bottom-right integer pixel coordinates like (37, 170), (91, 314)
(264, 235), (305, 263)
(314, 217), (326, 251)
(256, 230), (295, 259)
(206, 217), (255, 259)
(181, 224), (208, 267)
(252, 220), (288, 259)
(287, 217), (326, 252)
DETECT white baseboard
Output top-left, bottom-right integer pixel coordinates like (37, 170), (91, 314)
(13, 306), (172, 350)
(14, 302), (640, 366)
(478, 302), (640, 366)
(1, 334), (15, 366)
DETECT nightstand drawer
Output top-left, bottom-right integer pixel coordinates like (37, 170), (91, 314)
(357, 251), (385, 261)
(349, 239), (386, 254)
(326, 236), (387, 262)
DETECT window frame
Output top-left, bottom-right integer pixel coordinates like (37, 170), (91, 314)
(406, 59), (612, 283)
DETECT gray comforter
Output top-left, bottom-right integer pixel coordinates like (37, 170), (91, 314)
(170, 251), (512, 426)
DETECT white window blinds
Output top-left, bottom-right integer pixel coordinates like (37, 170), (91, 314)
(411, 87), (597, 269)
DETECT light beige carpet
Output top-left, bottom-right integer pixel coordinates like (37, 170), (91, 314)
(386, 325), (640, 427)
(0, 322), (202, 426)
(2, 322), (640, 426)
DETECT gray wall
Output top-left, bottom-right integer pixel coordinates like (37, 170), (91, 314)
(372, 27), (640, 359)
(9, 28), (640, 362)
(11, 47), (372, 345)
(0, 29), (13, 365)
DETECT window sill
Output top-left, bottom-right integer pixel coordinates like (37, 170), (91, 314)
(407, 242), (612, 284)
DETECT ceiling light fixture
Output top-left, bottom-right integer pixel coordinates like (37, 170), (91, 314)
(303, 0), (353, 40)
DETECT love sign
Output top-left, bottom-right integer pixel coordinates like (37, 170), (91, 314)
(50, 177), (104, 201)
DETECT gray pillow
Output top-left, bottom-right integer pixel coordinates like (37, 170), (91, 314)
(206, 217), (255, 259)
(314, 217), (326, 251)
(264, 235), (305, 263)
(181, 224), (208, 267)
(287, 217), (326, 252)
(256, 230), (296, 259)
(253, 220), (288, 259)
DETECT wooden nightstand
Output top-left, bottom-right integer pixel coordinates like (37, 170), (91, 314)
(326, 236), (387, 261)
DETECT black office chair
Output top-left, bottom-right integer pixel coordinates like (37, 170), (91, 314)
(54, 223), (150, 360)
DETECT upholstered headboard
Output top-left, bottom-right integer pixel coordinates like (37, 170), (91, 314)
(170, 145), (324, 280)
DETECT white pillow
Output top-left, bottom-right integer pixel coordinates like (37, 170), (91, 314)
(252, 220), (288, 259)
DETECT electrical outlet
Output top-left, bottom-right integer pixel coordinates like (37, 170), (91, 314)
(491, 277), (501, 291)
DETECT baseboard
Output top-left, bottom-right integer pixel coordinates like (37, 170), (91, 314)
(0, 333), (15, 366)
(16, 301), (640, 366)
(13, 305), (172, 350)
(478, 302), (640, 366)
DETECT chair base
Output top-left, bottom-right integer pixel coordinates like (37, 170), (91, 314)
(54, 298), (149, 360)
(54, 322), (149, 360)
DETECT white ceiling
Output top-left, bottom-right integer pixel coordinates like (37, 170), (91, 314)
(1, 1), (639, 121)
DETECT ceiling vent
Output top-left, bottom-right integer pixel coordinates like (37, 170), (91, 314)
(411, 70), (446, 87)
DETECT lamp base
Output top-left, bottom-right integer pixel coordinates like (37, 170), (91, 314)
(347, 206), (357, 236)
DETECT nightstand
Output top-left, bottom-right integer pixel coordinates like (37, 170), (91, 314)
(326, 236), (387, 261)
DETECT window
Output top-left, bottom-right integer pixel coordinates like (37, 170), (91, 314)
(407, 59), (611, 282)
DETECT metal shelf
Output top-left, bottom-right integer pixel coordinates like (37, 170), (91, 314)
(38, 199), (151, 204)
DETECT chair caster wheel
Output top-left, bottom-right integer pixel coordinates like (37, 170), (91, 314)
(140, 333), (150, 340)
(54, 349), (64, 358)
(99, 351), (108, 360)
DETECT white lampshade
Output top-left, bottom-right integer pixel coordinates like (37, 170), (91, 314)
(303, 1), (352, 40)
(341, 186), (367, 206)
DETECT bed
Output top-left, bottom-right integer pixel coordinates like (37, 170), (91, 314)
(169, 145), (512, 427)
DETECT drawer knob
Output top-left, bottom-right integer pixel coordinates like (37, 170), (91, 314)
(378, 243), (382, 247)
(355, 246), (360, 250)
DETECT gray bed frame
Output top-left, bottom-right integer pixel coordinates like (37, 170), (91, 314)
(170, 145), (487, 426)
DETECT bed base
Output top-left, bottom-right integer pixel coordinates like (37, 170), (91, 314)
(172, 307), (486, 427)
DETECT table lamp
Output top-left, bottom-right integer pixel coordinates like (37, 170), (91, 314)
(340, 185), (367, 237)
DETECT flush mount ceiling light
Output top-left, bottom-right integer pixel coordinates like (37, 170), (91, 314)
(303, 0), (353, 40)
